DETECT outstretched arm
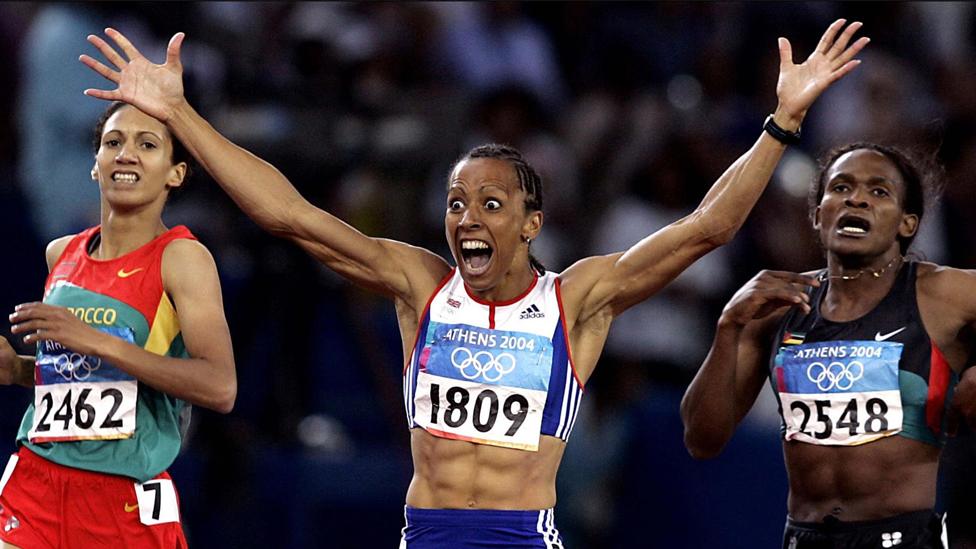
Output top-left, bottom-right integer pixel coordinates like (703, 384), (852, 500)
(79, 30), (450, 304)
(560, 20), (867, 324)
(681, 270), (819, 459)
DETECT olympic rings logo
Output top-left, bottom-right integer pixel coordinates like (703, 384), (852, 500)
(450, 347), (517, 382)
(52, 353), (102, 381)
(806, 360), (864, 391)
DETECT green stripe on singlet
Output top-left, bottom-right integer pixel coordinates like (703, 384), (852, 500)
(16, 284), (188, 482)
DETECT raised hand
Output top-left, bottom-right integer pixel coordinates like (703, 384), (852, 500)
(775, 19), (869, 126)
(719, 271), (820, 329)
(79, 28), (187, 122)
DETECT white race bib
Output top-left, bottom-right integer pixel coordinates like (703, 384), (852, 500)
(29, 330), (139, 443)
(413, 322), (554, 451)
(134, 478), (180, 525)
(775, 341), (903, 445)
(29, 380), (137, 443)
(415, 371), (545, 451)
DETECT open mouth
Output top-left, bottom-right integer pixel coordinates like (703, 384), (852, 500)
(460, 239), (493, 273)
(112, 171), (140, 184)
(836, 215), (870, 236)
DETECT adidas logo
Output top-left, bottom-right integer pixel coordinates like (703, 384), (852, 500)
(520, 304), (544, 319)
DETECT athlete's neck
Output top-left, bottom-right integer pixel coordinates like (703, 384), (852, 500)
(94, 214), (168, 260)
(465, 266), (537, 303)
(820, 252), (904, 322)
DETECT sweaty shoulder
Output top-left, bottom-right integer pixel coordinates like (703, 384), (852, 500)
(916, 262), (976, 314)
(45, 234), (77, 272)
(382, 239), (453, 311)
(161, 238), (217, 288)
(161, 237), (212, 264)
(555, 255), (616, 323)
(914, 262), (976, 366)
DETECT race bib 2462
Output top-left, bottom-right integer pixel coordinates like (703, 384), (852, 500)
(28, 327), (138, 443)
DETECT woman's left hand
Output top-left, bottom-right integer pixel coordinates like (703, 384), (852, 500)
(775, 19), (870, 127)
(9, 302), (112, 357)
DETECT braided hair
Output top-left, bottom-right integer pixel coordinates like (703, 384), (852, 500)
(455, 144), (546, 274)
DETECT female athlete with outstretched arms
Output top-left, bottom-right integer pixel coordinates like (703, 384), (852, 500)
(81, 20), (866, 547)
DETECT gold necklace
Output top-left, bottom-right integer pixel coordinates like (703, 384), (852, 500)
(820, 255), (903, 281)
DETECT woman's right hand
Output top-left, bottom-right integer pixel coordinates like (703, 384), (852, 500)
(79, 28), (187, 123)
(719, 270), (820, 329)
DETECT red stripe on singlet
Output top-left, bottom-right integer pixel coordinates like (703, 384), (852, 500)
(554, 277), (583, 389)
(403, 269), (455, 375)
(926, 343), (951, 434)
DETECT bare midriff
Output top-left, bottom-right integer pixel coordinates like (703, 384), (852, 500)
(784, 435), (940, 522)
(406, 428), (566, 510)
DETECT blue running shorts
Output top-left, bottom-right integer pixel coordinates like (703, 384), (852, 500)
(400, 506), (564, 548)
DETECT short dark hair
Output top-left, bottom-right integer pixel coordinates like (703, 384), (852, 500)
(452, 143), (546, 274)
(92, 101), (193, 180)
(809, 142), (943, 255)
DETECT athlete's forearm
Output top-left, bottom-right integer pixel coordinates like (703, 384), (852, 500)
(96, 334), (235, 413)
(686, 109), (794, 248)
(14, 355), (35, 388)
(566, 112), (797, 318)
(686, 19), (867, 246)
(680, 320), (745, 459)
(164, 100), (396, 278)
(166, 99), (313, 237)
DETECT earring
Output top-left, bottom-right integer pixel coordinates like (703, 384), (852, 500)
(523, 236), (532, 245)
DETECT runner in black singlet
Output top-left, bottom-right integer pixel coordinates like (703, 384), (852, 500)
(682, 142), (976, 548)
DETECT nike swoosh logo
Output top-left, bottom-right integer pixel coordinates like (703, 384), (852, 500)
(117, 268), (144, 278)
(874, 327), (906, 341)
(124, 503), (139, 513)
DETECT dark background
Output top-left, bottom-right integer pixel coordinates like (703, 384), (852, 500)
(0, 2), (974, 547)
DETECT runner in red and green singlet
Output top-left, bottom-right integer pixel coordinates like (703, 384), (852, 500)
(0, 102), (235, 549)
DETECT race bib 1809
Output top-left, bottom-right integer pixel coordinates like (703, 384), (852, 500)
(28, 327), (138, 443)
(774, 340), (903, 446)
(414, 323), (553, 451)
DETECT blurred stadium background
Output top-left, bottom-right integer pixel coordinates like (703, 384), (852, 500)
(0, 2), (974, 547)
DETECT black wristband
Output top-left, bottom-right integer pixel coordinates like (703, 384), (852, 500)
(763, 114), (801, 145)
